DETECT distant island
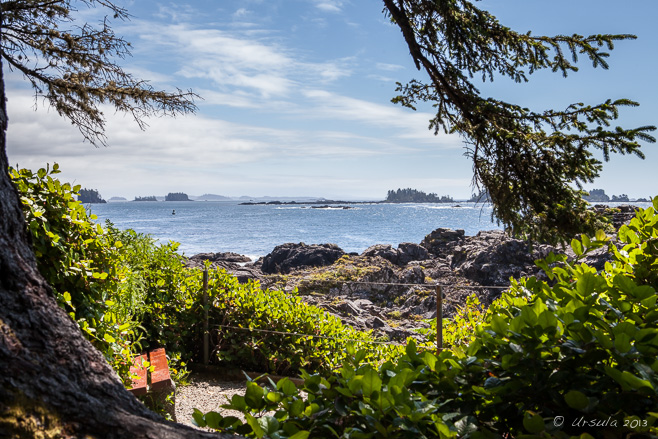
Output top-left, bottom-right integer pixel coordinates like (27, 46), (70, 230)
(109, 196), (127, 202)
(165, 192), (191, 201)
(240, 199), (361, 206)
(134, 196), (157, 202)
(78, 188), (106, 204)
(467, 189), (491, 203)
(192, 193), (232, 201)
(583, 189), (630, 202)
(385, 188), (453, 203)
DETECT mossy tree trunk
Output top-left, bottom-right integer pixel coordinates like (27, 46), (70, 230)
(0, 60), (234, 439)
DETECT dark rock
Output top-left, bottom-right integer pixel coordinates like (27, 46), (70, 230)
(361, 244), (399, 264)
(449, 230), (553, 286)
(421, 228), (465, 256)
(261, 242), (346, 274)
(361, 243), (429, 266)
(184, 257), (265, 284)
(400, 266), (425, 284)
(369, 316), (388, 329)
(397, 242), (429, 265)
(189, 252), (252, 264)
(591, 204), (640, 229)
(337, 300), (363, 316)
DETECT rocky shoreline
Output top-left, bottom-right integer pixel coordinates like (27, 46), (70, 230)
(186, 205), (637, 341)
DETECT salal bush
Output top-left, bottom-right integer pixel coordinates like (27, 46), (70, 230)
(11, 165), (197, 381)
(199, 200), (658, 438)
(11, 164), (400, 380)
(11, 164), (144, 379)
(207, 270), (402, 376)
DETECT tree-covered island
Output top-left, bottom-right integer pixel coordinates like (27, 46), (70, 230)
(385, 188), (453, 203)
(165, 192), (191, 201)
(133, 195), (158, 202)
(77, 188), (106, 204)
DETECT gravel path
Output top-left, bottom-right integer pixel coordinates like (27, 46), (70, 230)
(175, 371), (248, 429)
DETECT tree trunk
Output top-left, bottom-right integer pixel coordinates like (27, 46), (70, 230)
(0, 61), (234, 438)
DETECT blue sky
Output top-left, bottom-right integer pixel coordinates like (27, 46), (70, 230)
(5, 0), (658, 200)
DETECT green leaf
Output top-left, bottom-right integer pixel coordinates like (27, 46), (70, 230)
(289, 431), (310, 439)
(277, 377), (297, 396)
(226, 394), (247, 412)
(620, 371), (653, 390)
(289, 399), (305, 417)
(361, 369), (382, 397)
(571, 238), (583, 256)
(614, 333), (632, 353)
(490, 314), (508, 335)
(576, 273), (596, 296)
(538, 310), (557, 330)
(103, 333), (115, 343)
(564, 390), (588, 410)
(523, 412), (545, 434)
(258, 416), (280, 434)
(266, 391), (283, 403)
(246, 414), (265, 438)
(204, 411), (224, 430)
(192, 409), (207, 427)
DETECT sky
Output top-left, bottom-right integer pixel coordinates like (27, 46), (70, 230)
(5, 0), (658, 201)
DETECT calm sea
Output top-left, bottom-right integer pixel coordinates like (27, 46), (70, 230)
(88, 201), (648, 259)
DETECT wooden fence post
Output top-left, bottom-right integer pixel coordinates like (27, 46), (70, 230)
(203, 267), (209, 365)
(436, 285), (443, 353)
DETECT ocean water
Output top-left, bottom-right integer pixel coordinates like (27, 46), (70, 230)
(88, 201), (501, 258)
(88, 201), (650, 258)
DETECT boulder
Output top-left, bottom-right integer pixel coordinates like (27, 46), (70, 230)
(189, 252), (252, 264)
(591, 204), (639, 229)
(449, 230), (553, 286)
(397, 242), (429, 265)
(360, 243), (429, 266)
(261, 242), (346, 274)
(361, 244), (399, 264)
(421, 228), (465, 257)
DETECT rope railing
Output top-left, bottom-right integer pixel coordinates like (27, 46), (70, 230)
(202, 268), (512, 362)
(214, 324), (407, 347)
(347, 281), (508, 289)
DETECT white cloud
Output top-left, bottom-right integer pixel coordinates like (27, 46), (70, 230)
(300, 89), (461, 145)
(233, 8), (249, 18)
(133, 22), (355, 100)
(313, 1), (344, 13)
(376, 62), (405, 72)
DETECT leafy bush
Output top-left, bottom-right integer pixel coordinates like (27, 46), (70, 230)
(11, 164), (401, 380)
(416, 294), (486, 350)
(11, 164), (200, 381)
(207, 269), (402, 375)
(10, 164), (143, 379)
(199, 199), (658, 438)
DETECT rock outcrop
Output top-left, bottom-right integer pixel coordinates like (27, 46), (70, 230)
(361, 243), (429, 266)
(189, 252), (253, 264)
(260, 242), (346, 274)
(186, 212), (638, 341)
(448, 230), (554, 286)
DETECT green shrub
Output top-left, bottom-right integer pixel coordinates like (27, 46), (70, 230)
(416, 294), (486, 350)
(206, 269), (402, 375)
(11, 164), (402, 380)
(199, 199), (658, 438)
(10, 164), (144, 380)
(11, 164), (199, 382)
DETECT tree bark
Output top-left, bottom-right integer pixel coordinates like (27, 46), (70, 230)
(0, 60), (234, 438)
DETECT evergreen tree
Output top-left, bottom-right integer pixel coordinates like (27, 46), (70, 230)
(384, 0), (655, 242)
(1, 0), (197, 146)
(0, 2), (227, 438)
